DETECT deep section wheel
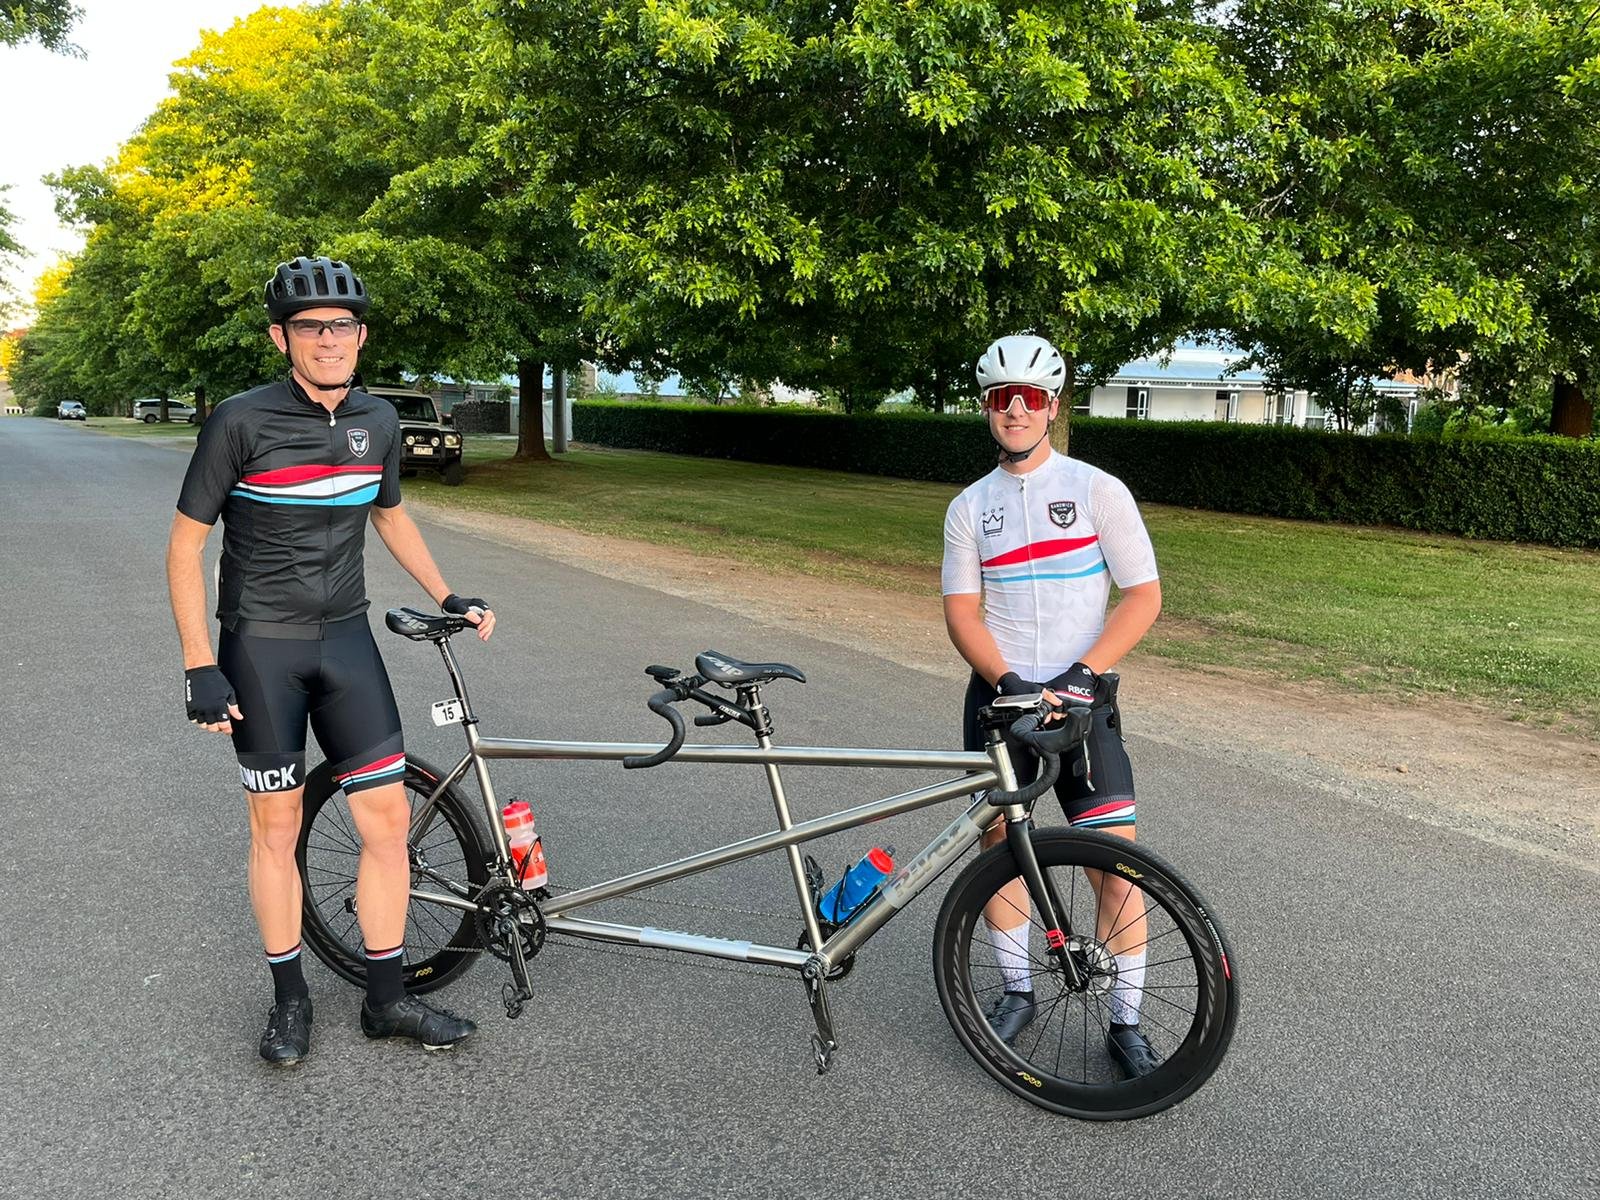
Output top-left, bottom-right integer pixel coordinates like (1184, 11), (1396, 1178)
(298, 756), (490, 994)
(933, 827), (1238, 1120)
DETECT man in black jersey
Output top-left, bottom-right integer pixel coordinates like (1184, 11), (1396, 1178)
(166, 257), (496, 1064)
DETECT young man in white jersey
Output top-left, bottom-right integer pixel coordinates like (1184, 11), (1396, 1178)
(941, 333), (1164, 1077)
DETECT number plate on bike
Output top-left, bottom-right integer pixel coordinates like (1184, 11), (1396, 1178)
(431, 698), (466, 726)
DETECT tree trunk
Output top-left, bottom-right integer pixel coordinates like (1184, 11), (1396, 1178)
(551, 368), (568, 454)
(194, 384), (208, 422)
(1048, 352), (1075, 456)
(1551, 374), (1593, 438)
(159, 390), (170, 422)
(514, 358), (551, 461)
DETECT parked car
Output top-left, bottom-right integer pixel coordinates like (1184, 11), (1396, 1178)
(365, 385), (465, 485)
(133, 397), (198, 424)
(57, 401), (87, 421)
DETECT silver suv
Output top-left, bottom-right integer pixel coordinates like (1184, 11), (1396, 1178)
(133, 397), (198, 424)
(57, 401), (87, 421)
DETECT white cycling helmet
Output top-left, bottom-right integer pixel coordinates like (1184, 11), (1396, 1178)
(975, 334), (1067, 397)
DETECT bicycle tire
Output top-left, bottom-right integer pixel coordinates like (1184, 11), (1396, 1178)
(297, 755), (490, 994)
(933, 826), (1238, 1120)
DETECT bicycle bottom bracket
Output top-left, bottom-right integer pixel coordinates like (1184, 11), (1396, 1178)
(474, 881), (547, 964)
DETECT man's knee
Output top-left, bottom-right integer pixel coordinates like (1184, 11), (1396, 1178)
(247, 787), (304, 857)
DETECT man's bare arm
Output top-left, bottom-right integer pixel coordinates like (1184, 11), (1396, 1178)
(369, 502), (495, 640)
(167, 512), (218, 669)
(943, 593), (1012, 686)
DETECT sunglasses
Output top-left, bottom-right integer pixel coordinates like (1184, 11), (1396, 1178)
(983, 383), (1054, 413)
(284, 317), (363, 339)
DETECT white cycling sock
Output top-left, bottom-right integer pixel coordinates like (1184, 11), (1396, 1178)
(1109, 951), (1147, 1025)
(985, 920), (1033, 992)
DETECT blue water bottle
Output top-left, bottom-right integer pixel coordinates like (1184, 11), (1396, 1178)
(818, 846), (896, 925)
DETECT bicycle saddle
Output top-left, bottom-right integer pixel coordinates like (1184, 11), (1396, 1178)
(695, 650), (807, 686)
(385, 607), (469, 640)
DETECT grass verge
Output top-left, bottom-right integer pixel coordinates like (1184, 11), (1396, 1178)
(84, 416), (200, 438)
(406, 441), (1600, 735)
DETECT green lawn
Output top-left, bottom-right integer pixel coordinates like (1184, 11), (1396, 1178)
(405, 441), (1600, 734)
(84, 416), (200, 438)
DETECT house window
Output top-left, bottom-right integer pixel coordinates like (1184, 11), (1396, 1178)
(1072, 389), (1092, 416)
(1125, 387), (1149, 420)
(1214, 389), (1239, 422)
(1268, 391), (1296, 425)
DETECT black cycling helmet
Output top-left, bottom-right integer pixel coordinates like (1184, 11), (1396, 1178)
(264, 256), (369, 321)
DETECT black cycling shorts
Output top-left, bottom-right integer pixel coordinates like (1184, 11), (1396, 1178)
(962, 673), (1135, 829)
(217, 616), (405, 796)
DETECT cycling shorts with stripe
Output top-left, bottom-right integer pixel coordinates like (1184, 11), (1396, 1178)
(962, 674), (1135, 829)
(217, 615), (404, 796)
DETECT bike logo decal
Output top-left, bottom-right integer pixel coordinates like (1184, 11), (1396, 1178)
(348, 428), (370, 457)
(1017, 1071), (1043, 1088)
(1048, 500), (1077, 529)
(1115, 861), (1144, 879)
(981, 507), (1004, 537)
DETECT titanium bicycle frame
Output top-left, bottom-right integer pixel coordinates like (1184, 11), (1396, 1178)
(402, 632), (1080, 1066)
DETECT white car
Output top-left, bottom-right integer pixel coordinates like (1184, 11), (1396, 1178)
(133, 397), (199, 424)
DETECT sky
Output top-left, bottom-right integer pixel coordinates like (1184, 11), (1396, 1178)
(1, 1), (270, 317)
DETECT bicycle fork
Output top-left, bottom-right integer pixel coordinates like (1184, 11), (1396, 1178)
(1005, 815), (1088, 990)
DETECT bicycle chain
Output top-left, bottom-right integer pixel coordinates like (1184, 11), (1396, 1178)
(434, 878), (804, 977)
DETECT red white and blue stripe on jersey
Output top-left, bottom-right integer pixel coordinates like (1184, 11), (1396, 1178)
(231, 464), (384, 507)
(981, 534), (1107, 585)
(336, 752), (406, 791)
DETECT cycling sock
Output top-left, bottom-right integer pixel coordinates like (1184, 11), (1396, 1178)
(266, 943), (309, 1004)
(365, 944), (406, 1008)
(984, 920), (1033, 992)
(1109, 951), (1147, 1025)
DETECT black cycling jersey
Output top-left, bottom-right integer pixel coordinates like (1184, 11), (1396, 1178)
(176, 378), (402, 631)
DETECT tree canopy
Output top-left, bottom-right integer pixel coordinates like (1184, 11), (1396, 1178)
(10, 0), (1600, 437)
(1, 1), (82, 54)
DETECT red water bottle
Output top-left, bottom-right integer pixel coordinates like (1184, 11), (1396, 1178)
(501, 800), (548, 890)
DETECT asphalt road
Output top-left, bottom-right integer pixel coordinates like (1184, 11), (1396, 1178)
(1, 416), (1596, 1200)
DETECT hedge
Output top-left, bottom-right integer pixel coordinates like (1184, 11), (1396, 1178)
(570, 401), (1600, 548)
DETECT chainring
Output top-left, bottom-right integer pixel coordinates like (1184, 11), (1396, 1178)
(473, 881), (547, 964)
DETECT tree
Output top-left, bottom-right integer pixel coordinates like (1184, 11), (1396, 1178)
(1217, 1), (1600, 437)
(0, 1), (82, 53)
(498, 0), (1273, 427)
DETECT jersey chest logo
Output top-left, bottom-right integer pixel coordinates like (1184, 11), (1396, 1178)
(981, 506), (1004, 537)
(347, 428), (370, 457)
(1048, 500), (1077, 529)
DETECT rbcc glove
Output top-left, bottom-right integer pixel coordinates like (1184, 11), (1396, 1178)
(442, 593), (489, 616)
(1046, 661), (1098, 707)
(185, 665), (236, 724)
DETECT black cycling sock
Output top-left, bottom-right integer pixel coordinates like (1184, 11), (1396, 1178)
(267, 944), (309, 1004)
(365, 944), (405, 1008)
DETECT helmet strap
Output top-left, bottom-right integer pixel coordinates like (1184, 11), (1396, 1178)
(996, 423), (1051, 465)
(279, 343), (354, 395)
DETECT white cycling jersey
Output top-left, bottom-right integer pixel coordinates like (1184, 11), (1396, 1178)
(942, 450), (1159, 681)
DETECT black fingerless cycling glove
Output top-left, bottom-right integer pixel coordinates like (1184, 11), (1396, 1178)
(1046, 661), (1098, 707)
(995, 671), (1041, 696)
(442, 593), (488, 615)
(185, 665), (236, 724)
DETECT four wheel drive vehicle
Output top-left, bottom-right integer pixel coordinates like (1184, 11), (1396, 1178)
(133, 397), (199, 424)
(57, 401), (87, 420)
(364, 385), (466, 486)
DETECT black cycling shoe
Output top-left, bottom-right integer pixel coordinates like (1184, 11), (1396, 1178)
(984, 990), (1037, 1046)
(1106, 1023), (1162, 1078)
(259, 995), (312, 1065)
(360, 994), (476, 1050)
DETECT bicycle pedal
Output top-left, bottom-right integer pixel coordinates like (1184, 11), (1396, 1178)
(501, 980), (531, 1020)
(810, 1033), (836, 1075)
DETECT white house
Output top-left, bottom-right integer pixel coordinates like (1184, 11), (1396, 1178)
(1075, 342), (1424, 430)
